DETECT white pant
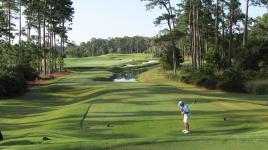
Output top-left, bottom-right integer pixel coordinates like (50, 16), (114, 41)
(183, 113), (189, 123)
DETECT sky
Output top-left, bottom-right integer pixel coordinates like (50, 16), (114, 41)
(68, 0), (267, 44)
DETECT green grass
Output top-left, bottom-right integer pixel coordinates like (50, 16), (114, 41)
(0, 54), (268, 150)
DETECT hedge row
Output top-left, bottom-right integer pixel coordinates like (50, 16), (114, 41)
(168, 64), (268, 95)
(244, 80), (268, 95)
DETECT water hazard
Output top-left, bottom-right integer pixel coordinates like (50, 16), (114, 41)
(113, 67), (153, 83)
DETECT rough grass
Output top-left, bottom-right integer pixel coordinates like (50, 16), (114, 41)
(0, 54), (268, 150)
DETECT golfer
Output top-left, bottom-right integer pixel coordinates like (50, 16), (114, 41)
(178, 101), (190, 134)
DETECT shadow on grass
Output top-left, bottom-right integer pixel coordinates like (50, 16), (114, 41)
(175, 87), (268, 102)
(0, 140), (41, 146)
(0, 105), (50, 119)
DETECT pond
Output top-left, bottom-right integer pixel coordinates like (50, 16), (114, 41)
(113, 67), (153, 83)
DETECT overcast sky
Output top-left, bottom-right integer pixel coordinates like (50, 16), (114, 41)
(44, 0), (268, 44)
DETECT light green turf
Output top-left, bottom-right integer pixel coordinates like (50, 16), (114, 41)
(0, 54), (268, 150)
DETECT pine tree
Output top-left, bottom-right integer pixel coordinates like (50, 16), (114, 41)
(141, 0), (179, 73)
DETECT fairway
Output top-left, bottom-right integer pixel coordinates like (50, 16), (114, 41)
(0, 54), (268, 150)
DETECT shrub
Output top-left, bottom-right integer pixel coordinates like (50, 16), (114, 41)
(244, 80), (268, 95)
(160, 47), (183, 70)
(0, 64), (36, 98)
(195, 76), (218, 89)
(194, 65), (218, 89)
(15, 64), (38, 81)
(178, 63), (266, 93)
(205, 48), (229, 69)
(178, 66), (197, 84)
(180, 64), (193, 74)
(0, 71), (27, 98)
(180, 74), (192, 84)
(234, 39), (268, 71)
(257, 69), (268, 79)
(179, 64), (218, 89)
(242, 70), (258, 80)
(166, 72), (181, 81)
(217, 68), (246, 92)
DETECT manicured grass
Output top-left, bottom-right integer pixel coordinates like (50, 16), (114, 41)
(65, 53), (155, 68)
(0, 54), (268, 150)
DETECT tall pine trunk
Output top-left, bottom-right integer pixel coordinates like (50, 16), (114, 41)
(54, 32), (57, 71)
(243, 0), (249, 47)
(193, 1), (197, 70)
(43, 0), (47, 76)
(19, 0), (23, 63)
(188, 0), (195, 70)
(168, 0), (178, 73)
(61, 20), (65, 72)
(221, 1), (226, 58)
(19, 0), (22, 47)
(215, 0), (219, 51)
(228, 0), (233, 66)
(8, 0), (11, 45)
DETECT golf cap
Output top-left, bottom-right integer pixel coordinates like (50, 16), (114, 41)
(178, 101), (184, 106)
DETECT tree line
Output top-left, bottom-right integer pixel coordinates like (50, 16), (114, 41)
(0, 0), (74, 76)
(0, 0), (74, 98)
(143, 0), (267, 71)
(142, 0), (268, 94)
(66, 36), (153, 57)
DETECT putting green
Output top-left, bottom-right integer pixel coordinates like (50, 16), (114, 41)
(0, 54), (267, 150)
